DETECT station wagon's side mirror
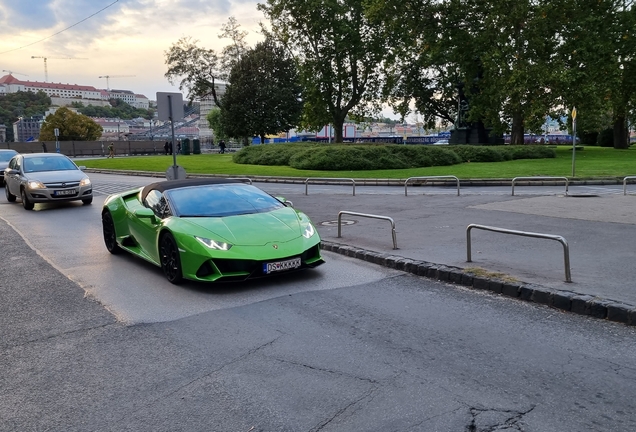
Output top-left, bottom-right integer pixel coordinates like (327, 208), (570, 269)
(6, 169), (19, 175)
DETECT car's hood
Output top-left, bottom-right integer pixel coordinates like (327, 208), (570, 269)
(24, 170), (87, 182)
(182, 207), (305, 246)
(0, 162), (9, 171)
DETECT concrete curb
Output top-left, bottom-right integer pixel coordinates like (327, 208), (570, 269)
(321, 241), (636, 326)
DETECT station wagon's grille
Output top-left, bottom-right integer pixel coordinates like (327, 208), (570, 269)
(43, 181), (81, 188)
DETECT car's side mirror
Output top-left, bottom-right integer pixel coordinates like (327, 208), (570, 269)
(135, 208), (157, 222)
(78, 166), (86, 171)
(6, 169), (19, 175)
(275, 196), (294, 208)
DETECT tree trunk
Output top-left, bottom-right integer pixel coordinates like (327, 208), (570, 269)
(333, 116), (345, 143)
(260, 133), (266, 146)
(613, 115), (629, 149)
(510, 111), (525, 145)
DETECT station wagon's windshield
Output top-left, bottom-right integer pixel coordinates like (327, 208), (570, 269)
(0, 151), (17, 162)
(23, 156), (78, 172)
(167, 184), (284, 217)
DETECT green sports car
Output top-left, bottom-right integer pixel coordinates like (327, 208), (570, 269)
(101, 178), (325, 284)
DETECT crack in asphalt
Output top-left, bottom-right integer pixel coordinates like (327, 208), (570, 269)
(308, 385), (380, 432)
(109, 334), (283, 428)
(272, 357), (379, 384)
(1, 321), (117, 350)
(465, 405), (536, 432)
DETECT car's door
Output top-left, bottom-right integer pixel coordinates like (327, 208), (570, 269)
(128, 190), (169, 263)
(5, 156), (22, 197)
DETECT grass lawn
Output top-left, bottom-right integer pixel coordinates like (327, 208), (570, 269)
(77, 146), (636, 180)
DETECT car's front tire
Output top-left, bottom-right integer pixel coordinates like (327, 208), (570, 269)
(21, 188), (34, 210)
(160, 232), (183, 284)
(82, 197), (93, 205)
(5, 184), (16, 202)
(102, 210), (121, 254)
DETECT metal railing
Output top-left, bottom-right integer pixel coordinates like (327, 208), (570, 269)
(228, 177), (253, 184)
(623, 176), (636, 195)
(305, 178), (356, 196)
(404, 176), (461, 196)
(466, 224), (571, 282)
(338, 211), (397, 250)
(511, 176), (569, 196)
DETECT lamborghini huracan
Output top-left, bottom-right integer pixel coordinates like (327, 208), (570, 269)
(101, 178), (325, 284)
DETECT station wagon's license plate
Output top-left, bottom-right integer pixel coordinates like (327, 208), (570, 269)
(263, 257), (301, 274)
(54, 189), (77, 196)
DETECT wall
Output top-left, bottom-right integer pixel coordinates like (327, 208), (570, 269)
(0, 140), (169, 157)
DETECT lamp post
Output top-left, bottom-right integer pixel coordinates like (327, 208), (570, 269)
(16, 116), (23, 142)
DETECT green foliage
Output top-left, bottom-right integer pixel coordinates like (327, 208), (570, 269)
(258, 0), (388, 142)
(233, 143), (554, 170)
(0, 90), (51, 141)
(221, 38), (303, 144)
(40, 107), (103, 141)
(71, 100), (154, 120)
(206, 108), (227, 141)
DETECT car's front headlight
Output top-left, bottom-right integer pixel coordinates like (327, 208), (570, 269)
(195, 236), (233, 251)
(27, 180), (46, 189)
(80, 178), (91, 186)
(303, 223), (315, 239)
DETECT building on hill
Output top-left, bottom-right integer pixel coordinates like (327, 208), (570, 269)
(198, 83), (226, 145)
(0, 74), (149, 109)
(13, 116), (43, 142)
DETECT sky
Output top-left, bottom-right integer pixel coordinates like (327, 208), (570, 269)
(0, 0), (266, 99)
(0, 0), (400, 119)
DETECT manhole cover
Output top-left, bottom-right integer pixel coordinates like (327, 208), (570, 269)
(321, 219), (356, 226)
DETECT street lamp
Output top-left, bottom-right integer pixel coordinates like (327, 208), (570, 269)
(16, 116), (23, 142)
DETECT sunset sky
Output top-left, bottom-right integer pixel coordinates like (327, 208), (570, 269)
(0, 0), (265, 99)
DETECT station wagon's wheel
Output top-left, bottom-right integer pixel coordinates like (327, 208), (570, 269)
(82, 197), (93, 205)
(102, 210), (121, 254)
(5, 184), (16, 202)
(160, 232), (183, 284)
(21, 188), (34, 210)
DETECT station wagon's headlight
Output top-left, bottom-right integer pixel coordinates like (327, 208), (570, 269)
(195, 236), (233, 251)
(28, 181), (46, 189)
(303, 223), (315, 238)
(80, 178), (91, 186)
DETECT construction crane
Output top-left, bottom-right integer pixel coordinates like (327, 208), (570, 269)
(2, 70), (29, 77)
(98, 75), (136, 91)
(31, 56), (88, 82)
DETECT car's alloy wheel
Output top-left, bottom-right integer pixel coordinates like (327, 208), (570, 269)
(5, 183), (16, 202)
(102, 210), (121, 254)
(160, 233), (183, 284)
(21, 188), (34, 210)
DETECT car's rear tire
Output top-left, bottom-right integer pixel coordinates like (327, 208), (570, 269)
(5, 184), (16, 202)
(21, 188), (34, 210)
(102, 210), (121, 254)
(160, 233), (183, 284)
(82, 197), (93, 205)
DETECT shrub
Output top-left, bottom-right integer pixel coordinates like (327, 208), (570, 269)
(451, 146), (506, 163)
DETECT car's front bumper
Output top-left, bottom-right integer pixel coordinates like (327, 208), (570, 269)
(24, 185), (93, 203)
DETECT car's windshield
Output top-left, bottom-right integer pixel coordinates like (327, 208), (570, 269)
(23, 156), (77, 173)
(166, 184), (284, 217)
(0, 152), (17, 162)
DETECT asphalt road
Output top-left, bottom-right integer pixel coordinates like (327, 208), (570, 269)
(1, 173), (635, 431)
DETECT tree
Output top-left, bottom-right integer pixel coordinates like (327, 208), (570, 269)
(221, 39), (303, 145)
(164, 17), (249, 106)
(0, 90), (51, 141)
(258, 0), (388, 143)
(206, 108), (227, 141)
(40, 107), (102, 141)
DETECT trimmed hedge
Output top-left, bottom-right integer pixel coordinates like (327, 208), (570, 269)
(232, 143), (555, 170)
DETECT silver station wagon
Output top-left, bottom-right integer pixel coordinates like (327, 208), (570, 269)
(4, 153), (93, 210)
